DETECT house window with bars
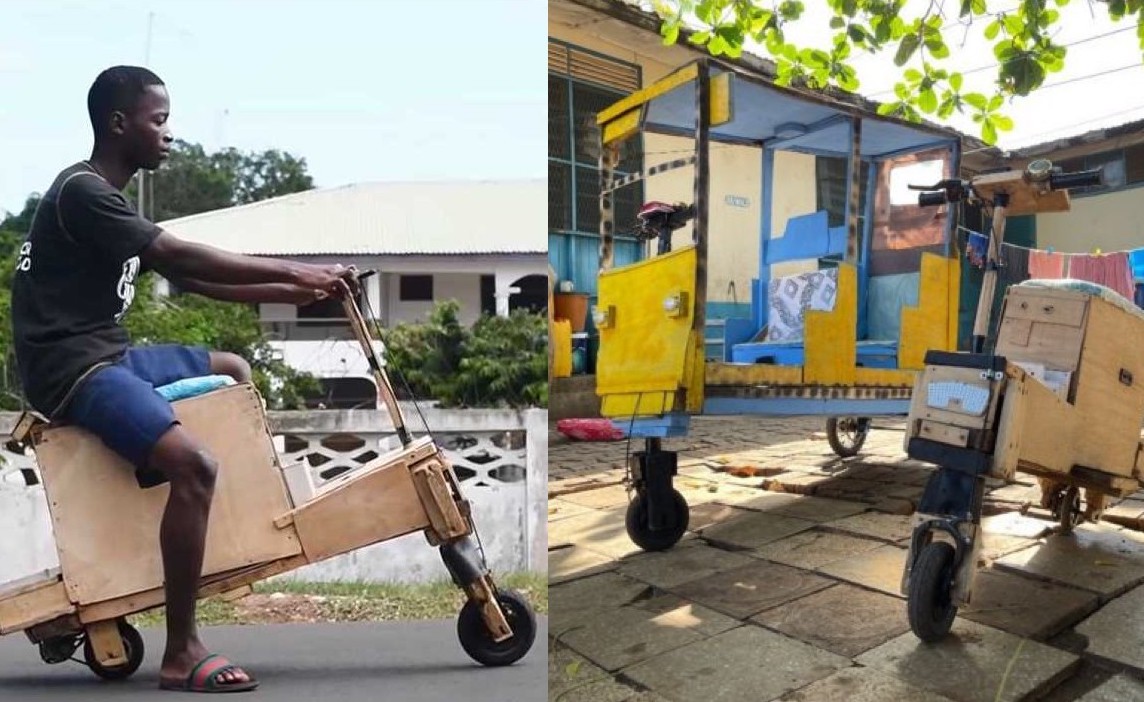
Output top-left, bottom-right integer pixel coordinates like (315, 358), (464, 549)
(548, 40), (643, 239)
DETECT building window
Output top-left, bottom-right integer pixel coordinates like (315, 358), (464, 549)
(480, 275), (495, 316)
(1055, 143), (1144, 196)
(814, 156), (870, 261)
(548, 40), (643, 238)
(399, 275), (433, 301)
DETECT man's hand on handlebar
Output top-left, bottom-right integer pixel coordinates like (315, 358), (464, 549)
(293, 263), (361, 299)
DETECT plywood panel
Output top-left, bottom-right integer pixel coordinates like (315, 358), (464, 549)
(290, 453), (430, 563)
(35, 384), (302, 606)
(0, 580), (72, 635)
(804, 263), (857, 384)
(970, 169), (1071, 216)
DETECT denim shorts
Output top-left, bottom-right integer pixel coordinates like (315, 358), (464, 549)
(58, 344), (212, 488)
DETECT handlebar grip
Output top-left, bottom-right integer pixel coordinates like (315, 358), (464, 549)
(1049, 168), (1103, 191)
(918, 191), (947, 207)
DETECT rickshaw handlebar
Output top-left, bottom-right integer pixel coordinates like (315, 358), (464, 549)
(912, 165), (1105, 207)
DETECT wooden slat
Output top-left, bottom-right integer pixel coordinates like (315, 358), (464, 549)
(0, 580), (73, 635)
(970, 169), (1071, 215)
(705, 363), (802, 386)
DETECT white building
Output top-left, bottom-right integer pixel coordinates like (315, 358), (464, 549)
(157, 179), (547, 408)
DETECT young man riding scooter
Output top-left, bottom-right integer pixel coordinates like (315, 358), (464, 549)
(10, 65), (354, 693)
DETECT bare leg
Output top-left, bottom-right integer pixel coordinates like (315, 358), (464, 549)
(151, 426), (252, 688)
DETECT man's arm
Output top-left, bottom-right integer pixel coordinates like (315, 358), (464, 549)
(141, 230), (338, 288)
(170, 276), (332, 306)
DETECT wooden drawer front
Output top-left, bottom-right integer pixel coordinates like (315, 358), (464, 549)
(1004, 295), (1087, 327)
(996, 317), (1085, 373)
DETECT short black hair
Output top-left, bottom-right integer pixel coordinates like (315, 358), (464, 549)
(87, 65), (165, 138)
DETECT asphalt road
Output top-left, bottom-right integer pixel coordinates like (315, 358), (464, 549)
(0, 618), (547, 701)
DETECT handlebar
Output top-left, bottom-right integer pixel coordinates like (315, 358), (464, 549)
(912, 164), (1105, 207)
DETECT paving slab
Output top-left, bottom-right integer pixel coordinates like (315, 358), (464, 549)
(982, 512), (1053, 540)
(549, 498), (599, 522)
(627, 592), (740, 638)
(767, 496), (870, 523)
(550, 571), (651, 623)
(548, 504), (693, 560)
(559, 602), (708, 672)
(824, 512), (915, 543)
(959, 569), (1100, 640)
(617, 539), (756, 589)
(1075, 582), (1144, 670)
(1074, 674), (1144, 701)
(700, 511), (818, 550)
(561, 483), (634, 510)
(549, 544), (617, 585)
(688, 502), (757, 532)
(816, 544), (909, 597)
(857, 618), (1080, 702)
(752, 582), (910, 657)
(711, 488), (804, 512)
(549, 642), (668, 702)
(620, 624), (850, 702)
(979, 534), (1040, 563)
(669, 560), (836, 619)
(994, 526), (1144, 596)
(778, 666), (958, 702)
(752, 530), (885, 570)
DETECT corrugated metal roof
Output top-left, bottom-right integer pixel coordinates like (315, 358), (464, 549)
(156, 179), (546, 256)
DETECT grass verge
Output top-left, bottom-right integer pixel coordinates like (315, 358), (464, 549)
(128, 572), (547, 629)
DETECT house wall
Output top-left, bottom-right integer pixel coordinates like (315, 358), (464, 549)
(1035, 186), (1144, 254)
(387, 271), (484, 325)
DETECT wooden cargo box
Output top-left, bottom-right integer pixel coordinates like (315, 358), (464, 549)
(32, 383), (303, 607)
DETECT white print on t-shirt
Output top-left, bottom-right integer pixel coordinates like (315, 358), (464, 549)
(114, 256), (140, 323)
(15, 242), (31, 272)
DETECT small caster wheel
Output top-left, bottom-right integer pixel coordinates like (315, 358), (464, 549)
(625, 489), (689, 552)
(83, 619), (144, 681)
(908, 541), (958, 642)
(826, 417), (869, 458)
(457, 589), (536, 667)
(1056, 486), (1082, 534)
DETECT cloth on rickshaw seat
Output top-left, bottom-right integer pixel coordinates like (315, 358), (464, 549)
(154, 374), (236, 402)
(763, 268), (838, 342)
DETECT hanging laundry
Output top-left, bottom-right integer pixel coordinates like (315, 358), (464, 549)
(1128, 247), (1144, 283)
(1028, 249), (1066, 279)
(966, 231), (988, 269)
(1068, 251), (1136, 300)
(999, 243), (1030, 285)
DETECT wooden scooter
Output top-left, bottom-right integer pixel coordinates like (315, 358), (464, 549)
(0, 269), (536, 679)
(897, 161), (1119, 641)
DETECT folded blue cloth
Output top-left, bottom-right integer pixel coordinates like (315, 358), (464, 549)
(155, 374), (237, 401)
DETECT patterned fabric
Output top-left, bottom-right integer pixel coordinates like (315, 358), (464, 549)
(966, 231), (988, 269)
(764, 268), (838, 342)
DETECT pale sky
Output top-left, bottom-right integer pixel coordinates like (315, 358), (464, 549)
(0, 0), (546, 217)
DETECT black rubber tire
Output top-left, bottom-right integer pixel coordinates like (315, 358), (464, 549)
(625, 489), (689, 552)
(908, 541), (959, 642)
(1058, 486), (1082, 534)
(457, 589), (536, 667)
(826, 417), (869, 457)
(83, 620), (144, 681)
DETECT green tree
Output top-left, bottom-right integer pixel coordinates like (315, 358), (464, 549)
(126, 139), (315, 222)
(380, 300), (548, 409)
(648, 0), (1144, 144)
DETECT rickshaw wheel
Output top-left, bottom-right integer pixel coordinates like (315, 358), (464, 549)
(625, 489), (688, 552)
(457, 589), (536, 667)
(83, 619), (144, 681)
(907, 542), (958, 643)
(826, 417), (869, 457)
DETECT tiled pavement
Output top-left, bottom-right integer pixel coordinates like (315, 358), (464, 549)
(549, 416), (1144, 701)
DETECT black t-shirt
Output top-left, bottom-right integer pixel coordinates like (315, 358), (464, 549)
(11, 161), (160, 417)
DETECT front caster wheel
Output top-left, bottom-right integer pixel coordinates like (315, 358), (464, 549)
(457, 589), (536, 667)
(83, 620), (144, 681)
(625, 489), (689, 552)
(826, 417), (869, 458)
(908, 542), (958, 642)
